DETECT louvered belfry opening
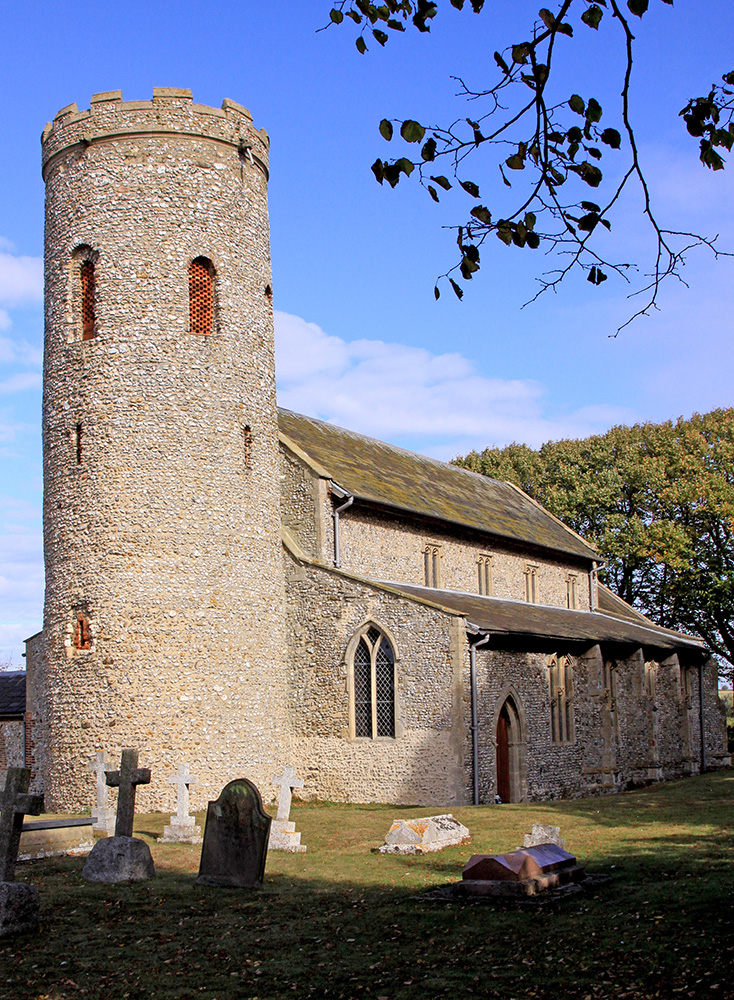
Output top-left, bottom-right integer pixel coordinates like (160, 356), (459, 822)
(80, 259), (96, 340)
(189, 257), (214, 335)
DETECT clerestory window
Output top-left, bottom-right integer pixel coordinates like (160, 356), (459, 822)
(423, 544), (442, 588)
(351, 624), (396, 739)
(477, 554), (494, 596)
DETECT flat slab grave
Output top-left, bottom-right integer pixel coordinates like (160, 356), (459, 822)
(20, 816), (94, 860)
(458, 843), (586, 897)
(378, 814), (470, 855)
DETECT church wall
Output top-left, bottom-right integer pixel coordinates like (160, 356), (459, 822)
(284, 550), (469, 805)
(280, 447), (321, 559)
(0, 721), (25, 771)
(336, 507), (591, 609)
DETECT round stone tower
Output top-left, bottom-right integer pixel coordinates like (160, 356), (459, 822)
(38, 89), (290, 811)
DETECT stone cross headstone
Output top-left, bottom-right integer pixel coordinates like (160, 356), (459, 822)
(269, 766), (307, 852)
(197, 778), (271, 887)
(158, 762), (202, 843)
(89, 751), (115, 835)
(81, 749), (155, 883)
(106, 748), (151, 838)
(0, 767), (44, 882)
(0, 767), (44, 937)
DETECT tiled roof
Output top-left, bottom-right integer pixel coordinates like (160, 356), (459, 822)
(376, 582), (707, 656)
(278, 409), (598, 562)
(0, 672), (26, 716)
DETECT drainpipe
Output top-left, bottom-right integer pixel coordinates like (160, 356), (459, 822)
(468, 629), (490, 806)
(698, 662), (707, 773)
(330, 483), (353, 568)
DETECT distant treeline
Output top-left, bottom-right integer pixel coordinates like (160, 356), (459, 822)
(454, 409), (734, 675)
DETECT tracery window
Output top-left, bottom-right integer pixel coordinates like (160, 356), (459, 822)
(351, 624), (396, 739)
(548, 654), (574, 744)
(189, 256), (215, 335)
(477, 555), (494, 596)
(423, 544), (441, 588)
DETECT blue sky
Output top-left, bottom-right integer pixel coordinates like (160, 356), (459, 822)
(1, 1), (733, 662)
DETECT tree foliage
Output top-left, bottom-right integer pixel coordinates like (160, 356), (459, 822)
(454, 409), (734, 675)
(327, 1), (734, 329)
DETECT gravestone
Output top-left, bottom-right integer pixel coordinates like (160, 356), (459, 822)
(197, 779), (271, 887)
(378, 814), (470, 855)
(0, 767), (44, 937)
(82, 749), (155, 883)
(459, 843), (585, 897)
(158, 762), (202, 843)
(89, 751), (115, 835)
(522, 823), (566, 850)
(268, 766), (306, 852)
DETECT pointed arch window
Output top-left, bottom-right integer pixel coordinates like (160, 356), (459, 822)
(189, 256), (215, 335)
(350, 625), (396, 739)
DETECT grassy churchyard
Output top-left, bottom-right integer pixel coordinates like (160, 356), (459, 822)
(3, 771), (733, 1000)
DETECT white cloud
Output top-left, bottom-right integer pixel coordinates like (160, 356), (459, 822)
(0, 333), (42, 366)
(0, 310), (10, 331)
(0, 251), (43, 307)
(0, 495), (43, 664)
(274, 311), (632, 457)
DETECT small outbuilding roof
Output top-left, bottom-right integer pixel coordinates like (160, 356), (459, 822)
(278, 409), (598, 562)
(0, 672), (26, 717)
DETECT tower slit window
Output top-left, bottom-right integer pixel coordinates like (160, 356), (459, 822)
(73, 612), (91, 651)
(80, 260), (96, 339)
(243, 425), (253, 469)
(189, 257), (215, 336)
(75, 422), (83, 465)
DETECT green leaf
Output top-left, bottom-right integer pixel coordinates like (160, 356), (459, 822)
(524, 211), (536, 231)
(567, 126), (583, 142)
(601, 128), (621, 149)
(421, 138), (437, 161)
(434, 284), (441, 300)
(526, 231), (541, 249)
(496, 225), (513, 245)
(330, 8), (344, 24)
(356, 36), (368, 54)
(450, 278), (464, 300)
(379, 119), (394, 141)
(702, 145), (725, 170)
(588, 266), (608, 284)
(431, 174), (452, 191)
(460, 255), (480, 278)
(586, 98), (602, 123)
(578, 161), (603, 186)
(627, 0), (649, 16)
(581, 4), (603, 29)
(460, 180), (480, 197)
(578, 213), (599, 232)
(373, 28), (388, 45)
(539, 8), (555, 30)
(587, 146), (602, 159)
(371, 158), (384, 184)
(451, 0), (465, 8)
(401, 119), (425, 143)
(569, 94), (585, 115)
(512, 42), (531, 65)
(347, 10), (362, 22)
(395, 157), (414, 176)
(505, 154), (525, 170)
(470, 205), (492, 225)
(581, 201), (601, 212)
(427, 185), (440, 202)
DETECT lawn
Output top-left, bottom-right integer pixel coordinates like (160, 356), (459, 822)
(3, 771), (733, 1000)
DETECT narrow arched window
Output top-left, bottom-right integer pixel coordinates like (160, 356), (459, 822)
(350, 625), (396, 739)
(74, 612), (91, 651)
(72, 245), (98, 341)
(548, 653), (573, 744)
(189, 256), (215, 335)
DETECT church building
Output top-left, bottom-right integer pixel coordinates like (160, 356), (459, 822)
(18, 90), (728, 814)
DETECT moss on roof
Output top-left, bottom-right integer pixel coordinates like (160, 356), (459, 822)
(278, 408), (598, 561)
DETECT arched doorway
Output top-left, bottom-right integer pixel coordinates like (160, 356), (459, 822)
(495, 695), (526, 802)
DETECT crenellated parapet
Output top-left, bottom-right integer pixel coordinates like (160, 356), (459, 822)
(41, 88), (269, 180)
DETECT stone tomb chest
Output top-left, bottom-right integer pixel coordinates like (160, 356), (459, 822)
(460, 843), (585, 897)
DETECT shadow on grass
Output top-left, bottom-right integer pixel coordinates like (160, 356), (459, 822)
(3, 772), (733, 1000)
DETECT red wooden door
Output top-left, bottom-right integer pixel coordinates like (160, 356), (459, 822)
(497, 708), (510, 803)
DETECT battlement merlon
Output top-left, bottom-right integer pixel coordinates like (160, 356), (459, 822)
(41, 89), (270, 180)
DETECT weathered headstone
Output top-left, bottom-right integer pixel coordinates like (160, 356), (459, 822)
(89, 751), (115, 835)
(0, 767), (44, 937)
(268, 766), (306, 852)
(81, 749), (155, 883)
(197, 779), (271, 887)
(522, 823), (566, 850)
(378, 814), (470, 855)
(158, 762), (202, 843)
